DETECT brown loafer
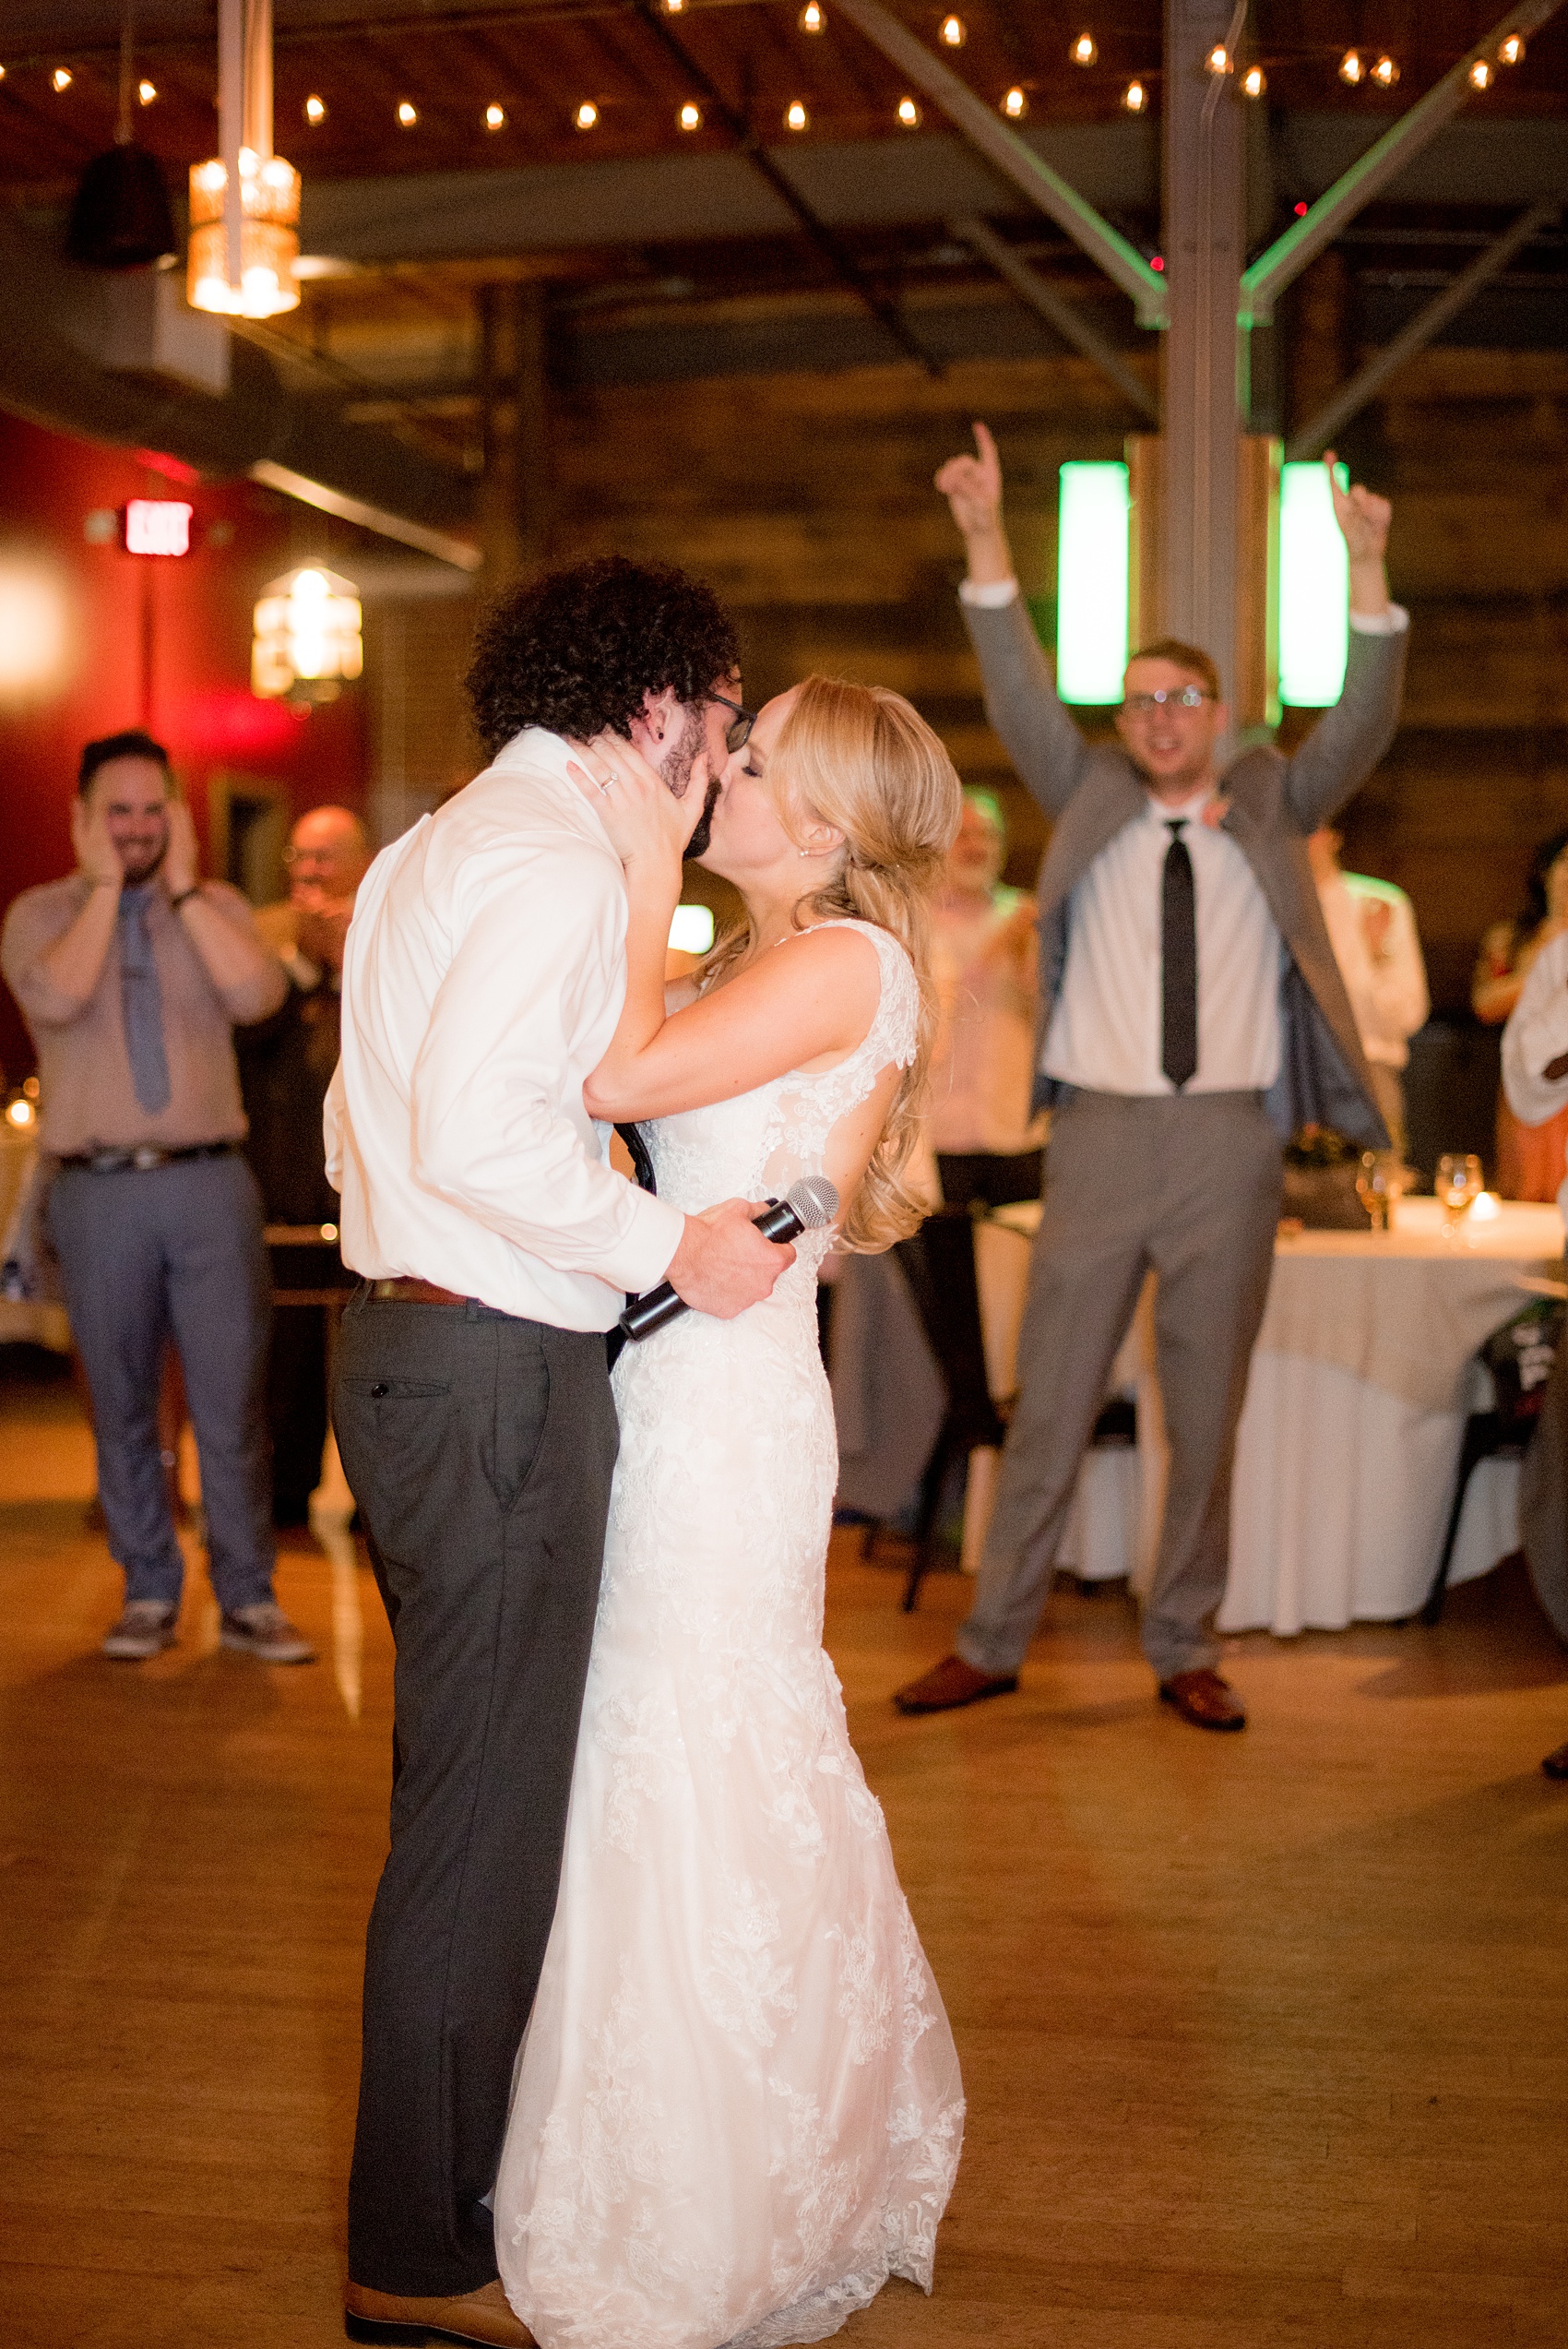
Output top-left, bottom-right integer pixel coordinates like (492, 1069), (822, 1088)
(894, 1652), (1019, 1714)
(1158, 1668), (1247, 1732)
(1543, 1740), (1568, 1781)
(344, 2276), (535, 2347)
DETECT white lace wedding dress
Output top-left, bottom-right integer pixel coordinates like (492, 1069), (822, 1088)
(494, 920), (964, 2349)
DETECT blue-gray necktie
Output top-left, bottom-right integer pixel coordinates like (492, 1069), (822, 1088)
(118, 887), (172, 1115)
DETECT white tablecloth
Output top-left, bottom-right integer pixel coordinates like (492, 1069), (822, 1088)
(982, 1196), (1564, 1633)
(0, 1128), (69, 1353)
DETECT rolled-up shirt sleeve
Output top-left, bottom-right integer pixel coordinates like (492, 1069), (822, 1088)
(1, 892), (89, 1028)
(410, 843), (683, 1294)
(1503, 930), (1568, 1127)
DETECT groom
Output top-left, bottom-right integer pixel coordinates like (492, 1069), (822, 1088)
(329, 556), (792, 2348)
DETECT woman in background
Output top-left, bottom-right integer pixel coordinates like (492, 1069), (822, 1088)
(926, 787), (1045, 1210)
(1474, 827), (1568, 1199)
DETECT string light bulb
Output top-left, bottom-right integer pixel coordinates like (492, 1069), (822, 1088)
(1002, 86), (1028, 118)
(1123, 78), (1146, 113)
(940, 15), (966, 45)
(786, 98), (809, 130)
(1206, 43), (1230, 75)
(397, 100), (417, 125)
(304, 94), (326, 124)
(897, 94), (921, 125)
(1070, 32), (1098, 66)
(485, 102), (505, 129)
(137, 78), (157, 105)
(1372, 54), (1399, 87)
(678, 100), (702, 129)
(576, 99), (599, 128)
(1339, 49), (1363, 84)
(1242, 63), (1265, 95)
(1469, 57), (1493, 88)
(53, 66), (73, 91)
(799, 0), (825, 27)
(1499, 30), (1526, 64)
(663, 0), (685, 12)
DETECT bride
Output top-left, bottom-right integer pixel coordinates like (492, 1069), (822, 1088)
(492, 675), (966, 2349)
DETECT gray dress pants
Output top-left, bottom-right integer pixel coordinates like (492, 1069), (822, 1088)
(47, 1151), (276, 1614)
(956, 1090), (1282, 1684)
(333, 1290), (619, 2299)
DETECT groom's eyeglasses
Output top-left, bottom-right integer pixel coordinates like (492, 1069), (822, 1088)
(707, 692), (758, 754)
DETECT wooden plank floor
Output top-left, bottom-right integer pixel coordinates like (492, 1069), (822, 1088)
(3, 1355), (1567, 2349)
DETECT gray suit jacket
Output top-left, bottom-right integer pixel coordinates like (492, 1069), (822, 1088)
(963, 596), (1409, 1151)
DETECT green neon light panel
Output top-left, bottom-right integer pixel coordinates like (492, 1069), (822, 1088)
(1279, 462), (1348, 707)
(1056, 461), (1129, 704)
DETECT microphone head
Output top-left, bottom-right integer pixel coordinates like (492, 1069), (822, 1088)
(785, 1174), (840, 1231)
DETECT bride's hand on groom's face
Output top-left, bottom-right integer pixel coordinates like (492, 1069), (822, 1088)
(567, 733), (706, 876)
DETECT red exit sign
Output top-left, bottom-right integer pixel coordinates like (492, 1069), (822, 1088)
(122, 499), (194, 556)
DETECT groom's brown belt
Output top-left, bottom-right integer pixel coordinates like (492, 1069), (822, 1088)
(370, 1276), (468, 1306)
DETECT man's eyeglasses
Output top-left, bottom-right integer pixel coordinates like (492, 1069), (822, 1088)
(1123, 686), (1211, 715)
(707, 692), (758, 754)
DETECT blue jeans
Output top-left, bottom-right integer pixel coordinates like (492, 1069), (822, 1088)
(49, 1152), (277, 1613)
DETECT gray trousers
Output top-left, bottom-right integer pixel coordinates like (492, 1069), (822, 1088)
(333, 1292), (619, 2299)
(48, 1151), (276, 1614)
(957, 1090), (1282, 1684)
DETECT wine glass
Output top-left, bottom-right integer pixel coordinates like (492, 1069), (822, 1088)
(1356, 1151), (1400, 1233)
(1436, 1152), (1484, 1232)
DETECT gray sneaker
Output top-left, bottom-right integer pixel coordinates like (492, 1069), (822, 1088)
(102, 1600), (178, 1661)
(220, 1601), (316, 1664)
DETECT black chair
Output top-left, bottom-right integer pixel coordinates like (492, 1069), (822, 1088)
(1421, 1296), (1563, 1625)
(881, 1210), (1005, 1614)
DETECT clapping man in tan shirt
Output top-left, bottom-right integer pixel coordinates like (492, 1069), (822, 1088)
(1, 730), (314, 1663)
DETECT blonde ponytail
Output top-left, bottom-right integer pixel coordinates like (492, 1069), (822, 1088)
(700, 674), (962, 1250)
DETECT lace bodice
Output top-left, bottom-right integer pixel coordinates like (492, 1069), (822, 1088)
(642, 918), (919, 1290)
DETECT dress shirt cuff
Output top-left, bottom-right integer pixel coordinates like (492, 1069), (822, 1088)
(1348, 603), (1409, 636)
(958, 577), (1020, 610)
(607, 1190), (687, 1296)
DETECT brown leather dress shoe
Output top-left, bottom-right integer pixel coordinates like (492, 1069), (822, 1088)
(1158, 1667), (1247, 1732)
(344, 2277), (535, 2347)
(1542, 1739), (1568, 1781)
(894, 1652), (1019, 1714)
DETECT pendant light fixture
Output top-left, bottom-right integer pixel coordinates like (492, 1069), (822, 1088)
(188, 0), (300, 318)
(65, 5), (177, 269)
(252, 566), (362, 702)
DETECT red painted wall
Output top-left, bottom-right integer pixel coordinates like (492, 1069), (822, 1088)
(0, 411), (369, 1079)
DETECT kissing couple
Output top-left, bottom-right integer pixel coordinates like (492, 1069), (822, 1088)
(327, 554), (966, 2349)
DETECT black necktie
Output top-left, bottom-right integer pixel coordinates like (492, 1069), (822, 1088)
(607, 1123), (657, 1372)
(1161, 819), (1198, 1091)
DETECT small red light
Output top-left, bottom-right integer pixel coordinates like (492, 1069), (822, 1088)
(1294, 201), (1309, 217)
(123, 499), (194, 557)
(1150, 255), (1165, 271)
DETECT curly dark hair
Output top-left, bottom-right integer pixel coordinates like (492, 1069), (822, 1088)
(464, 554), (740, 758)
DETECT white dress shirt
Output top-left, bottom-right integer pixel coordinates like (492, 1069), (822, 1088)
(1040, 781), (1283, 1096)
(1316, 871), (1429, 1071)
(325, 727), (685, 1330)
(1502, 929), (1568, 1230)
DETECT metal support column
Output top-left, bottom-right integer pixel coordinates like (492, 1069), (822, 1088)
(1160, 0), (1246, 706)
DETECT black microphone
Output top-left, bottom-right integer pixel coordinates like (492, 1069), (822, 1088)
(617, 1174), (840, 1342)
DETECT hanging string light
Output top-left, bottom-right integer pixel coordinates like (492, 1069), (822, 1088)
(786, 98), (809, 129)
(1468, 56), (1494, 88)
(1498, 30), (1526, 64)
(678, 100), (702, 129)
(53, 67), (74, 91)
(1123, 78), (1147, 113)
(397, 100), (417, 125)
(1339, 49), (1364, 84)
(304, 93), (325, 124)
(799, 1), (825, 27)
(897, 94), (921, 125)
(1372, 54), (1399, 87)
(940, 15), (966, 45)
(1002, 86), (1028, 118)
(1206, 43), (1230, 75)
(484, 102), (505, 129)
(137, 78), (157, 104)
(1242, 63), (1265, 96)
(1070, 32), (1098, 66)
(188, 0), (301, 320)
(575, 99), (599, 128)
